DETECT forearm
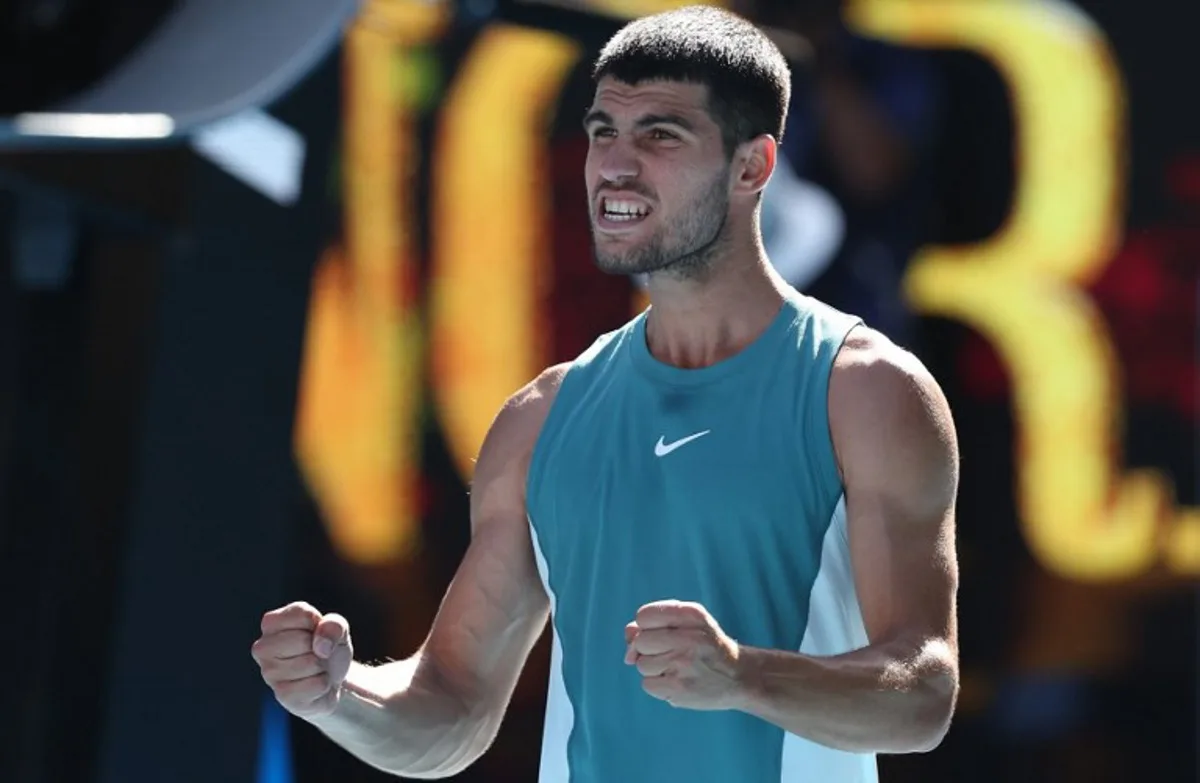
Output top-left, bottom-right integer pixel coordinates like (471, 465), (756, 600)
(309, 656), (494, 779)
(735, 636), (957, 754)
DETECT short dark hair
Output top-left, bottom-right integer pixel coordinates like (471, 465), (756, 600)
(592, 5), (791, 155)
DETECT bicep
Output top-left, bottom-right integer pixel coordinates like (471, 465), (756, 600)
(419, 370), (561, 713)
(846, 485), (956, 647)
(423, 511), (549, 711)
(832, 337), (959, 647)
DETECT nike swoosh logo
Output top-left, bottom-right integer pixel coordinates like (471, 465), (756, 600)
(654, 430), (711, 457)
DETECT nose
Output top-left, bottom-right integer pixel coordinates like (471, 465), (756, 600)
(596, 140), (640, 185)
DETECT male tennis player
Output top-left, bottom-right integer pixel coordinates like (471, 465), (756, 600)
(252, 7), (959, 781)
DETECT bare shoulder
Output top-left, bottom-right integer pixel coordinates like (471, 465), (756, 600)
(828, 327), (959, 508)
(470, 363), (572, 524)
(830, 326), (956, 448)
(484, 362), (571, 459)
(505, 362), (571, 422)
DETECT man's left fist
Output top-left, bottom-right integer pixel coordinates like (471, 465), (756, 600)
(624, 600), (745, 711)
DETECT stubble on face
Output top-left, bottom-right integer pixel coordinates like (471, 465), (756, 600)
(590, 162), (732, 282)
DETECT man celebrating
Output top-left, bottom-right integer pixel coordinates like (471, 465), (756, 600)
(252, 7), (960, 782)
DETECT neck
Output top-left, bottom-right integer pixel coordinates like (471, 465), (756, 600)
(643, 233), (791, 370)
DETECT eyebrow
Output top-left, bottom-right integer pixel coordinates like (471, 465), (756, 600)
(582, 109), (612, 129)
(582, 109), (697, 133)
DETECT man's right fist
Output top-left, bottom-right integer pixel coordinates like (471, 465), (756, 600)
(252, 601), (354, 719)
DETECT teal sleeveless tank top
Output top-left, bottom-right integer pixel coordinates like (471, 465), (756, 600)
(525, 292), (877, 783)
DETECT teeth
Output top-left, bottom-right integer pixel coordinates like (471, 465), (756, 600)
(603, 198), (649, 218)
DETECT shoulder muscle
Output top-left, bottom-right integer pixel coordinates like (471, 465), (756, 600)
(828, 328), (959, 520)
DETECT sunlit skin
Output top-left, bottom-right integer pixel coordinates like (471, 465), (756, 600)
(584, 80), (732, 278)
(584, 77), (789, 371)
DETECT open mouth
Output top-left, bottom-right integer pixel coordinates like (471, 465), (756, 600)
(598, 196), (652, 228)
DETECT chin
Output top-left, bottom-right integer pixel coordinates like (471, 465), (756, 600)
(590, 240), (641, 275)
(592, 256), (640, 276)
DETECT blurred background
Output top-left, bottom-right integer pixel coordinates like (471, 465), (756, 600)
(0, 0), (1195, 781)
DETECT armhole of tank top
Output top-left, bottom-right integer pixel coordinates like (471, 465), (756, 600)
(805, 315), (860, 532)
(525, 371), (569, 522)
(525, 331), (614, 515)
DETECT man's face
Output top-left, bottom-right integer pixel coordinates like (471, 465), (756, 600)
(583, 77), (733, 280)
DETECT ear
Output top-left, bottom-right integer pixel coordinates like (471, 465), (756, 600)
(732, 135), (777, 197)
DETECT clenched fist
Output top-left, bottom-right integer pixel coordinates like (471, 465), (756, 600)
(252, 601), (353, 719)
(624, 600), (745, 711)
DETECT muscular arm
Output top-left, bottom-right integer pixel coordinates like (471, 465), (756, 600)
(735, 329), (960, 754)
(309, 366), (567, 778)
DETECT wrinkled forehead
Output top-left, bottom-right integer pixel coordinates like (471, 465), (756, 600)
(589, 76), (715, 127)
